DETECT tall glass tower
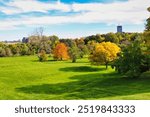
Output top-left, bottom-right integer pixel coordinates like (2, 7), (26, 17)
(117, 25), (122, 33)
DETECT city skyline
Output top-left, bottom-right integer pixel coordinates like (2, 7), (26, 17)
(0, 0), (149, 41)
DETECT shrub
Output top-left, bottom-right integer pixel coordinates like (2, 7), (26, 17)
(5, 48), (13, 57)
(0, 48), (6, 57)
(38, 50), (48, 62)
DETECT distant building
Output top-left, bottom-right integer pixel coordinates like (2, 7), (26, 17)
(117, 25), (122, 33)
(22, 37), (29, 43)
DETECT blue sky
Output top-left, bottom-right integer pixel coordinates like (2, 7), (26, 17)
(0, 0), (149, 41)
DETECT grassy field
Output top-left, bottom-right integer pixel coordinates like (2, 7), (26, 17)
(0, 56), (150, 100)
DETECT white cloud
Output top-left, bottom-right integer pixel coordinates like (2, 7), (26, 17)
(0, 0), (149, 30)
(71, 0), (150, 24)
(0, 0), (71, 14)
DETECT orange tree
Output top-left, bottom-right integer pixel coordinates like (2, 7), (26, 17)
(53, 43), (69, 60)
(89, 42), (120, 69)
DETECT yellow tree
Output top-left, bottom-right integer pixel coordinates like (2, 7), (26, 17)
(89, 42), (120, 69)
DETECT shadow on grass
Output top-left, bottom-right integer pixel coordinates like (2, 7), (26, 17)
(31, 59), (56, 62)
(59, 66), (105, 72)
(16, 71), (150, 99)
(73, 61), (90, 64)
(31, 60), (39, 62)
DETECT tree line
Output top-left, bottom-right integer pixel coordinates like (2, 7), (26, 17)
(0, 32), (141, 57)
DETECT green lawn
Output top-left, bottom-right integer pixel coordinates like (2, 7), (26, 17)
(0, 56), (150, 100)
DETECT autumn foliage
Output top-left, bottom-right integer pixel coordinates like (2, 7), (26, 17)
(53, 43), (69, 60)
(89, 42), (120, 69)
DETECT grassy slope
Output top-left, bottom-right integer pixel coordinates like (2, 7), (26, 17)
(0, 56), (150, 100)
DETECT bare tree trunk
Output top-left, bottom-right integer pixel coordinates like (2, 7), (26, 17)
(105, 62), (108, 69)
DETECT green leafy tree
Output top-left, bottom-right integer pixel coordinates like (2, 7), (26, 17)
(48, 35), (59, 51)
(87, 40), (97, 54)
(75, 38), (89, 58)
(113, 39), (149, 78)
(105, 33), (119, 43)
(9, 44), (20, 55)
(20, 44), (29, 55)
(5, 48), (13, 57)
(68, 42), (80, 63)
(84, 34), (105, 44)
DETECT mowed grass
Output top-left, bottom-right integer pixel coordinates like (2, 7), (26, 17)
(0, 56), (150, 100)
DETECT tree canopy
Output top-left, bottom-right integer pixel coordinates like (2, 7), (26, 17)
(145, 7), (150, 31)
(89, 42), (120, 69)
(53, 43), (69, 61)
